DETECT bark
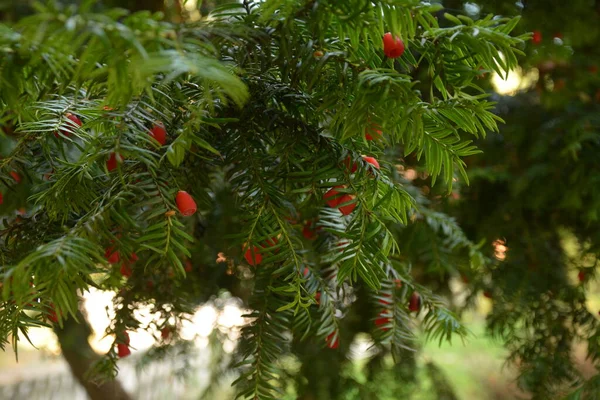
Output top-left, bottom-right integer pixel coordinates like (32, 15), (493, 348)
(54, 309), (131, 400)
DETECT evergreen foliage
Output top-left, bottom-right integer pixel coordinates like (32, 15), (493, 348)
(3, 1), (594, 399)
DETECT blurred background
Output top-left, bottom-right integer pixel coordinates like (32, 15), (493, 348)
(1, 0), (600, 399)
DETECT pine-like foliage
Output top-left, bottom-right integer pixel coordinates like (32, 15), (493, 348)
(0, 1), (530, 399)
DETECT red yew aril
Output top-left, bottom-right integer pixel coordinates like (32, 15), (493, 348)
(408, 292), (421, 312)
(0, 192), (3, 205)
(303, 267), (310, 277)
(149, 122), (167, 146)
(379, 293), (392, 305)
(338, 194), (356, 215)
(382, 32), (405, 58)
(344, 156), (358, 173)
(578, 271), (585, 282)
(483, 291), (493, 299)
(161, 327), (171, 340)
(107, 153), (122, 172)
(120, 263), (132, 278)
(10, 171), (21, 183)
(365, 126), (382, 141)
(117, 331), (131, 358)
(362, 156), (380, 170)
(375, 312), (391, 331)
(185, 260), (193, 272)
(129, 253), (139, 262)
(57, 113), (82, 137)
(532, 30), (542, 45)
(324, 186), (344, 208)
(105, 247), (120, 264)
(315, 292), (321, 305)
(326, 332), (339, 349)
(244, 246), (262, 266)
(117, 343), (131, 358)
(302, 221), (317, 240)
(48, 304), (59, 323)
(176, 190), (197, 216)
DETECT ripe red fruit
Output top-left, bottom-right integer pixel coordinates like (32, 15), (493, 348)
(149, 122), (167, 146)
(10, 171), (21, 183)
(344, 156), (358, 173)
(0, 192), (3, 205)
(338, 194), (356, 215)
(120, 263), (132, 278)
(382, 32), (405, 58)
(379, 293), (392, 305)
(57, 113), (82, 137)
(375, 312), (391, 331)
(129, 253), (139, 262)
(48, 304), (59, 323)
(303, 267), (310, 277)
(161, 327), (171, 340)
(302, 221), (317, 240)
(105, 247), (120, 264)
(578, 271), (585, 283)
(326, 332), (339, 349)
(244, 246), (262, 266)
(483, 291), (493, 299)
(408, 292), (421, 312)
(185, 260), (193, 272)
(117, 343), (131, 358)
(365, 126), (382, 141)
(106, 152), (122, 172)
(362, 156), (380, 170)
(176, 190), (197, 216)
(324, 186), (344, 208)
(313, 50), (324, 57)
(315, 292), (321, 305)
(532, 30), (542, 45)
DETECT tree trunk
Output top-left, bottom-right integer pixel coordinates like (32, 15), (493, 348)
(54, 309), (131, 400)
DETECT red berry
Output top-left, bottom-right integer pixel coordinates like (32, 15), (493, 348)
(344, 157), (358, 173)
(483, 291), (493, 299)
(129, 253), (139, 262)
(120, 263), (132, 278)
(10, 171), (21, 183)
(379, 293), (392, 305)
(105, 247), (120, 264)
(578, 271), (585, 283)
(176, 190), (197, 216)
(106, 153), (122, 172)
(382, 32), (405, 58)
(48, 304), (59, 323)
(0, 192), (3, 205)
(185, 260), (193, 272)
(532, 30), (542, 45)
(375, 312), (391, 331)
(408, 292), (421, 312)
(326, 332), (339, 349)
(365, 125), (383, 141)
(303, 267), (309, 277)
(149, 122), (167, 146)
(117, 343), (131, 358)
(161, 327), (171, 340)
(324, 186), (344, 208)
(244, 246), (262, 266)
(338, 194), (356, 215)
(302, 221), (317, 240)
(362, 156), (380, 170)
(57, 113), (82, 137)
(315, 292), (321, 304)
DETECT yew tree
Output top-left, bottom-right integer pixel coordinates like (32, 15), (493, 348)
(0, 0), (577, 399)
